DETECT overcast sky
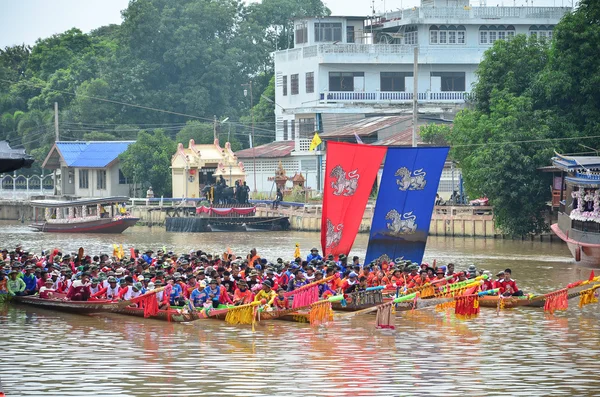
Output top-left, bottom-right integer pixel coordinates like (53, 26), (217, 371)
(0, 0), (575, 48)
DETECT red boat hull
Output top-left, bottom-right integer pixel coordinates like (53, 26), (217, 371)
(551, 223), (600, 268)
(30, 217), (139, 234)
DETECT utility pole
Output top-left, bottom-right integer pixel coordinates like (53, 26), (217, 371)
(242, 80), (257, 192)
(54, 102), (59, 196)
(412, 47), (418, 148)
(54, 102), (59, 141)
(213, 115), (217, 141)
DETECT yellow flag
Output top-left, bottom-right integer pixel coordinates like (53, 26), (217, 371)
(112, 244), (119, 258)
(119, 244), (125, 260)
(309, 132), (322, 151)
(294, 243), (301, 259)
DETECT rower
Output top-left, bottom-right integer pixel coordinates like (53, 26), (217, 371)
(66, 273), (92, 301)
(341, 271), (359, 294)
(254, 279), (276, 306)
(502, 268), (523, 296)
(39, 277), (56, 299)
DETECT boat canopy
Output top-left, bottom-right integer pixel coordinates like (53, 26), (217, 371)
(552, 153), (600, 172)
(30, 196), (130, 208)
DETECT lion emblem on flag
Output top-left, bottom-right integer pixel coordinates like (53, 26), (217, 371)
(330, 165), (359, 196)
(385, 210), (418, 234)
(326, 219), (343, 248)
(395, 167), (427, 191)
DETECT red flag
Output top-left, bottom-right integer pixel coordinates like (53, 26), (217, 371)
(130, 247), (136, 259)
(590, 270), (595, 281)
(321, 141), (386, 257)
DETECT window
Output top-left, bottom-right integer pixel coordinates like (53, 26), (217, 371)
(291, 74), (299, 95)
(306, 72), (314, 93)
(329, 72), (363, 91)
(314, 22), (342, 42)
(283, 120), (288, 140)
(448, 31), (456, 44)
(79, 169), (89, 189)
(298, 118), (315, 139)
(346, 26), (355, 43)
(431, 72), (466, 92)
(404, 31), (418, 45)
(430, 25), (466, 45)
(118, 169), (128, 185)
(282, 75), (287, 96)
(97, 170), (107, 190)
(295, 22), (308, 44)
(430, 27), (438, 44)
(439, 30), (447, 44)
(481, 25), (517, 45)
(291, 120), (296, 140)
(480, 31), (488, 44)
(530, 25), (554, 40)
(380, 72), (413, 92)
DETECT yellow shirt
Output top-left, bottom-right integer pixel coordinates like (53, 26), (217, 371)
(254, 289), (276, 305)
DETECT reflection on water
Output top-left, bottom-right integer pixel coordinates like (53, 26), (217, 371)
(2, 223), (600, 396)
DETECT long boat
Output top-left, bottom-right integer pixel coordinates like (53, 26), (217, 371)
(29, 196), (138, 233)
(110, 306), (201, 323)
(11, 295), (121, 314)
(550, 154), (600, 267)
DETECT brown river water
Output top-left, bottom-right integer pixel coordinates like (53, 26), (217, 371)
(2, 224), (600, 397)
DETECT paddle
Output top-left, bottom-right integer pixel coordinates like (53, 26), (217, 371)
(77, 247), (84, 262)
(345, 279), (485, 318)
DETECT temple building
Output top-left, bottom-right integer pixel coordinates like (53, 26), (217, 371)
(171, 139), (246, 198)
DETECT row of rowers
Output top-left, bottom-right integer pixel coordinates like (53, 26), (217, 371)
(1, 252), (523, 305)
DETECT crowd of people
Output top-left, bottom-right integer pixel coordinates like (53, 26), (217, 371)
(0, 245), (522, 309)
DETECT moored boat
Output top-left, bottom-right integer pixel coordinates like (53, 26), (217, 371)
(12, 295), (120, 314)
(550, 154), (600, 267)
(29, 196), (138, 233)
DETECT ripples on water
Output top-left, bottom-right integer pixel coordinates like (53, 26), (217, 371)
(2, 224), (600, 396)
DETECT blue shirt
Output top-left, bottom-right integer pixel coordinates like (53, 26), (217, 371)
(203, 286), (220, 301)
(307, 253), (323, 262)
(22, 273), (37, 291)
(190, 288), (207, 306)
(169, 283), (182, 303)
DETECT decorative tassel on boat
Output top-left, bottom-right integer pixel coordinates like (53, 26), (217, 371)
(454, 295), (479, 319)
(292, 283), (320, 309)
(435, 300), (456, 312)
(420, 285), (436, 299)
(225, 302), (259, 326)
(578, 286), (599, 308)
(309, 299), (334, 326)
(544, 288), (568, 314)
(497, 295), (505, 313)
(375, 302), (395, 329)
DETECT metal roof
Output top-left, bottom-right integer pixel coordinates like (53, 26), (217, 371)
(374, 126), (424, 146)
(55, 141), (134, 168)
(235, 141), (295, 159)
(0, 141), (34, 172)
(552, 154), (600, 171)
(30, 196), (130, 208)
(320, 116), (411, 138)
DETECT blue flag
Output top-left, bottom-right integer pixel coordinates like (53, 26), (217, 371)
(365, 147), (449, 265)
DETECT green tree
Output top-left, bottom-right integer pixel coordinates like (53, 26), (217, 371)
(119, 129), (176, 197)
(419, 123), (451, 146)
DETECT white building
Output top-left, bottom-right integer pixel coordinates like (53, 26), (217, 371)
(42, 141), (134, 198)
(241, 0), (569, 195)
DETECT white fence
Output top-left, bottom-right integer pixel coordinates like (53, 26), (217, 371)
(0, 174), (55, 199)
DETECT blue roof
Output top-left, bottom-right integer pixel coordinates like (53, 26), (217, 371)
(56, 141), (134, 168)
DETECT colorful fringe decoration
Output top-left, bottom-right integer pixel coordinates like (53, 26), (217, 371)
(497, 295), (505, 314)
(291, 283), (320, 309)
(454, 295), (479, 319)
(375, 302), (395, 329)
(544, 288), (569, 314)
(419, 285), (436, 298)
(309, 300), (334, 326)
(578, 285), (599, 308)
(435, 300), (456, 312)
(225, 301), (259, 328)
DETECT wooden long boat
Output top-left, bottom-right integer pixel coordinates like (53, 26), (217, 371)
(332, 289), (384, 312)
(12, 295), (120, 314)
(111, 306), (200, 323)
(479, 291), (581, 308)
(29, 196), (138, 234)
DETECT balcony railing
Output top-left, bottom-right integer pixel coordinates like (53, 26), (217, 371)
(319, 91), (470, 104)
(376, 6), (571, 23)
(276, 43), (414, 62)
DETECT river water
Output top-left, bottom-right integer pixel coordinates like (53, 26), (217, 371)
(2, 224), (600, 397)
